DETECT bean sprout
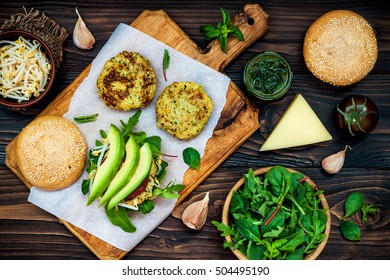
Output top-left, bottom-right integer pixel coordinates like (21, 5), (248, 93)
(0, 36), (51, 102)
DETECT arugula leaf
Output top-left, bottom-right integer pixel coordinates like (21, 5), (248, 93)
(212, 221), (236, 237)
(183, 147), (201, 170)
(153, 182), (185, 199)
(121, 109), (141, 139)
(361, 203), (383, 225)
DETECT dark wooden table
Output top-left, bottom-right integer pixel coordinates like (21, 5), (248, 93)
(0, 0), (389, 260)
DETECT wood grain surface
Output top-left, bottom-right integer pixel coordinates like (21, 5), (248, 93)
(0, 0), (389, 260)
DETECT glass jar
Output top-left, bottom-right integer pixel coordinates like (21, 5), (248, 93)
(243, 51), (293, 102)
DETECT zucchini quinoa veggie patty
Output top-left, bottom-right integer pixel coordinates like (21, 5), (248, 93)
(97, 51), (157, 110)
(156, 81), (213, 140)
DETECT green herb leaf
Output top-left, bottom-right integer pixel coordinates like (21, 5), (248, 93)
(200, 7), (245, 54)
(183, 147), (201, 170)
(212, 221), (236, 237)
(105, 205), (136, 233)
(163, 49), (170, 81)
(81, 179), (90, 195)
(138, 200), (155, 214)
(236, 218), (261, 243)
(361, 203), (383, 225)
(246, 242), (265, 260)
(74, 113), (98, 124)
(121, 109), (141, 139)
(343, 192), (364, 219)
(340, 220), (361, 241)
(230, 191), (249, 214)
(278, 229), (305, 253)
(153, 181), (185, 199)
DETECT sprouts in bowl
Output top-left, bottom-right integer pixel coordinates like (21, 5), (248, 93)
(0, 30), (55, 108)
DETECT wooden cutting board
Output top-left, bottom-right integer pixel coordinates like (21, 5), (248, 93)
(5, 4), (269, 259)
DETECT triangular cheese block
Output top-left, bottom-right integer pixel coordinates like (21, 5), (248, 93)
(260, 94), (332, 151)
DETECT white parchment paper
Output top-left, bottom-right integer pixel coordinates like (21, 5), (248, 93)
(28, 23), (230, 252)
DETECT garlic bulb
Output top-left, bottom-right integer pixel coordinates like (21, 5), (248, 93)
(73, 8), (95, 50)
(182, 192), (209, 230)
(322, 145), (351, 174)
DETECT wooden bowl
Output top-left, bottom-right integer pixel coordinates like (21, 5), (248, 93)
(222, 167), (331, 260)
(0, 30), (55, 109)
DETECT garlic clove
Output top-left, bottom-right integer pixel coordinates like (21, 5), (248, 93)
(182, 192), (209, 230)
(73, 7), (95, 50)
(322, 145), (351, 174)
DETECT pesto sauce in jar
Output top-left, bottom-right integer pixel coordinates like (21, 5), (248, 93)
(243, 51), (292, 101)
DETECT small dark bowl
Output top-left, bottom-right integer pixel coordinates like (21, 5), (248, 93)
(0, 30), (55, 109)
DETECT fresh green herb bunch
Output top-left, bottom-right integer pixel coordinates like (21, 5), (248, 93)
(213, 166), (328, 260)
(200, 7), (245, 54)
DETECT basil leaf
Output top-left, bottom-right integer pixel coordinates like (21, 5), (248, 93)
(229, 25), (245, 41)
(105, 205), (136, 233)
(200, 7), (245, 54)
(220, 7), (230, 26)
(236, 218), (261, 243)
(340, 220), (361, 241)
(183, 147), (201, 170)
(343, 192), (364, 219)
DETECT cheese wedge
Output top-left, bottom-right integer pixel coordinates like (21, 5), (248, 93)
(260, 94), (332, 151)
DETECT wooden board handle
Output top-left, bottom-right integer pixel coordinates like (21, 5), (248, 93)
(132, 4), (269, 72)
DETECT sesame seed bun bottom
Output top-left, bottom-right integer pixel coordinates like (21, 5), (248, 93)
(303, 10), (378, 86)
(16, 115), (87, 191)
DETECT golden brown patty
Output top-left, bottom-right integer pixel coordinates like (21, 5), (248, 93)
(16, 115), (87, 191)
(156, 82), (213, 140)
(97, 51), (157, 110)
(303, 10), (377, 86)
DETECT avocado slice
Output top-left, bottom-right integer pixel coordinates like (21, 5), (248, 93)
(107, 142), (153, 210)
(87, 124), (125, 205)
(99, 134), (139, 206)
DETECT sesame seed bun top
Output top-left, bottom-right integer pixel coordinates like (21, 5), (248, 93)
(303, 10), (378, 86)
(16, 115), (87, 191)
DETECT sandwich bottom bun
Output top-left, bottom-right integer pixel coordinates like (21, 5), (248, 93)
(303, 10), (377, 86)
(16, 115), (87, 191)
